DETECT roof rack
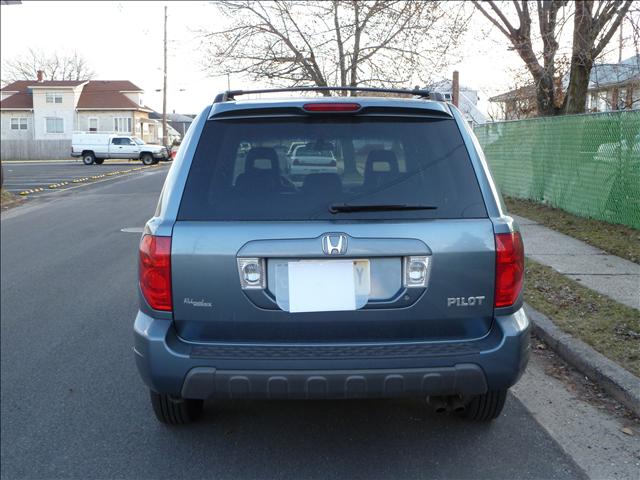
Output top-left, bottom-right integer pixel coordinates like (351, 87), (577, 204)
(213, 86), (444, 103)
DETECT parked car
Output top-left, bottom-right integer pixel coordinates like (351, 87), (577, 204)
(286, 141), (307, 157)
(594, 133), (640, 164)
(134, 87), (528, 424)
(71, 133), (168, 165)
(289, 144), (338, 175)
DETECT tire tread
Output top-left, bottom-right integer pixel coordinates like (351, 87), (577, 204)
(463, 389), (507, 421)
(149, 390), (203, 425)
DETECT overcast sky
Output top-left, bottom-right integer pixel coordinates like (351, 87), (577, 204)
(1, 1), (635, 115)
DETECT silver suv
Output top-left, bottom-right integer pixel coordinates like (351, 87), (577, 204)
(134, 87), (529, 424)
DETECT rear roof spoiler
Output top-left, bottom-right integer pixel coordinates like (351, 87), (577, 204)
(213, 86), (445, 103)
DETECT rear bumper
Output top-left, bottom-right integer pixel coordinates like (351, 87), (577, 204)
(134, 308), (530, 399)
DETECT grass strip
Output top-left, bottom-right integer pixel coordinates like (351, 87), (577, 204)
(1, 188), (24, 211)
(505, 196), (640, 264)
(525, 258), (640, 377)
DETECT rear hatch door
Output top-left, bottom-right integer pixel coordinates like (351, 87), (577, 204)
(171, 107), (494, 343)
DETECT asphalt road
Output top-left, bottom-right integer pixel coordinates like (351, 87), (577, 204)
(1, 160), (167, 193)
(0, 170), (589, 480)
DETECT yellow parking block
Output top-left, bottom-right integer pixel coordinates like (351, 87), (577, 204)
(19, 187), (46, 195)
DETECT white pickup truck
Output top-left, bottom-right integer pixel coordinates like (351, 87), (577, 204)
(71, 133), (168, 165)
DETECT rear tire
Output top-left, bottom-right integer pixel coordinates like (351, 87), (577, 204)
(94, 158), (104, 165)
(141, 153), (154, 166)
(82, 152), (95, 165)
(149, 390), (203, 425)
(461, 389), (507, 421)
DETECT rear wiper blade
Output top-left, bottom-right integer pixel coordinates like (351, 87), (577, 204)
(329, 203), (438, 213)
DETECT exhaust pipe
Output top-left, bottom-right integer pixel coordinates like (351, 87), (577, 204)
(449, 396), (466, 413)
(427, 396), (447, 413)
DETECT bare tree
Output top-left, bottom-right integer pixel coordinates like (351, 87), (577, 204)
(200, 1), (471, 93)
(565, 1), (633, 113)
(472, 1), (632, 116)
(2, 49), (95, 83)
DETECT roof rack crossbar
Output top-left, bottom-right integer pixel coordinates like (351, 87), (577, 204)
(213, 86), (442, 103)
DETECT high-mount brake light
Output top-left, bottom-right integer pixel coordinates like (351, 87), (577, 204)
(494, 231), (524, 308)
(303, 103), (361, 112)
(139, 235), (172, 311)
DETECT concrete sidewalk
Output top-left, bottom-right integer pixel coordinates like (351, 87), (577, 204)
(513, 214), (640, 310)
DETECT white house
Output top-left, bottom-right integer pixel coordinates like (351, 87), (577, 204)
(0, 72), (174, 159)
(427, 79), (487, 127)
(490, 54), (640, 120)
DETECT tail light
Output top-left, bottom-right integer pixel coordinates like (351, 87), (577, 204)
(303, 102), (361, 112)
(329, 160), (337, 166)
(494, 231), (524, 308)
(139, 235), (172, 311)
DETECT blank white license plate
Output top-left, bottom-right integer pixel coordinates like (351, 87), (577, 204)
(287, 259), (370, 313)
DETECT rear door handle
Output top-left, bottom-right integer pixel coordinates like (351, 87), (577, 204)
(238, 234), (431, 258)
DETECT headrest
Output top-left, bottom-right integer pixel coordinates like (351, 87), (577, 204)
(365, 150), (399, 175)
(244, 147), (279, 174)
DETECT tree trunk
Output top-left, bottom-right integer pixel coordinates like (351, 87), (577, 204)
(563, 1), (593, 114)
(565, 60), (592, 113)
(534, 72), (558, 116)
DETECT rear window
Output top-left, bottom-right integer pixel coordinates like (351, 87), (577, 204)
(178, 117), (486, 221)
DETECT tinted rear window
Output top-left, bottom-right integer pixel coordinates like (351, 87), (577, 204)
(178, 117), (486, 221)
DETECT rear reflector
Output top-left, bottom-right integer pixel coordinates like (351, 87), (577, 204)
(139, 235), (172, 311)
(303, 103), (361, 112)
(494, 231), (524, 308)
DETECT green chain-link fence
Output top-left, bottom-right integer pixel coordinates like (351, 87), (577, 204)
(474, 110), (640, 229)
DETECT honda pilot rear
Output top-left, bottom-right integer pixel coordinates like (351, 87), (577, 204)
(134, 87), (529, 425)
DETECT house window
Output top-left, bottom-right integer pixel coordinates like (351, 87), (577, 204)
(593, 91), (609, 112)
(114, 117), (132, 133)
(618, 89), (627, 110)
(45, 117), (64, 134)
(88, 117), (99, 132)
(10, 117), (28, 130)
(45, 92), (63, 104)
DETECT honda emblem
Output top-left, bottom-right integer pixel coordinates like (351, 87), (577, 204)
(321, 234), (348, 255)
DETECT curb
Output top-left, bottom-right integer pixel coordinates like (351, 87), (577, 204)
(524, 303), (640, 417)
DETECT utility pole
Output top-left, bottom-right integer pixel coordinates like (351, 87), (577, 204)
(162, 5), (168, 147)
(618, 18), (623, 63)
(452, 71), (459, 107)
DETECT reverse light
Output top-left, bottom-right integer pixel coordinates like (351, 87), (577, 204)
(403, 256), (431, 288)
(494, 231), (524, 308)
(139, 235), (172, 311)
(237, 258), (266, 289)
(303, 102), (361, 112)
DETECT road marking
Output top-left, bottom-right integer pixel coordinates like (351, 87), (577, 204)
(120, 227), (144, 233)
